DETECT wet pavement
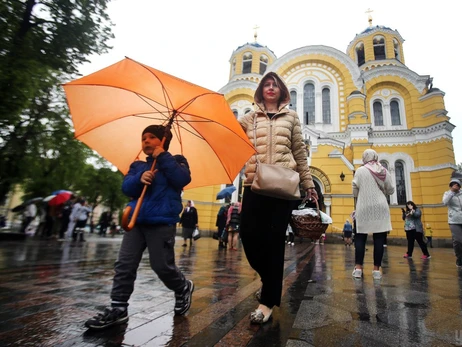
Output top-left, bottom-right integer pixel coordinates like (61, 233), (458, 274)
(0, 234), (462, 347)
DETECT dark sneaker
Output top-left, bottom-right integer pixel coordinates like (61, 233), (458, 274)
(85, 307), (128, 330)
(174, 280), (194, 316)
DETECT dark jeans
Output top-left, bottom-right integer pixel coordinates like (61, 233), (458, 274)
(405, 229), (430, 256)
(239, 187), (293, 308)
(111, 224), (186, 307)
(59, 216), (70, 239)
(354, 232), (387, 267)
(287, 232), (294, 243)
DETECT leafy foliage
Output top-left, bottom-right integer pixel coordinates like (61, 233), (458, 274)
(0, 0), (114, 204)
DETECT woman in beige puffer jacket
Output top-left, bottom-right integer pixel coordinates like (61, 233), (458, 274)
(238, 72), (317, 324)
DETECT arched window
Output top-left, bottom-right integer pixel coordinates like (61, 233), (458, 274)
(303, 83), (315, 125)
(395, 161), (407, 204)
(322, 88), (331, 124)
(393, 38), (401, 61)
(373, 36), (386, 60)
(380, 161), (391, 204)
(259, 54), (268, 75)
(242, 52), (252, 74)
(232, 110), (238, 118)
(390, 100), (401, 125)
(373, 101), (384, 126)
(290, 90), (297, 111)
(355, 42), (365, 66)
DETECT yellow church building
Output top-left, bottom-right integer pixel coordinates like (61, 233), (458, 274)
(182, 19), (457, 243)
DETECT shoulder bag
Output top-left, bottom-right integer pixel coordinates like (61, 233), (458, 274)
(250, 114), (301, 200)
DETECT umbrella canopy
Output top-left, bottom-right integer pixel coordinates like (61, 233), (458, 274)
(62, 57), (255, 189)
(48, 191), (72, 206)
(51, 190), (72, 195)
(11, 197), (43, 213)
(43, 195), (57, 202)
(216, 185), (237, 200)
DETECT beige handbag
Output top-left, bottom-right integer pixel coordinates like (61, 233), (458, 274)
(250, 114), (301, 200)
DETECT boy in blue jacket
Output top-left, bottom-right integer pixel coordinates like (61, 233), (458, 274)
(85, 125), (194, 330)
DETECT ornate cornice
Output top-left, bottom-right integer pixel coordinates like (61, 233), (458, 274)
(422, 109), (448, 118)
(219, 80), (258, 95)
(362, 65), (429, 93)
(416, 163), (458, 172)
(266, 45), (362, 90)
(419, 90), (446, 101)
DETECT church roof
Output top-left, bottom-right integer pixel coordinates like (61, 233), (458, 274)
(235, 42), (275, 54)
(360, 25), (394, 34)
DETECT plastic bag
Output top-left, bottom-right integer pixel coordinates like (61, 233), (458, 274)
(193, 227), (201, 241)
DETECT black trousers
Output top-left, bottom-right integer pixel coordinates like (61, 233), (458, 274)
(405, 229), (430, 256)
(354, 232), (387, 267)
(239, 187), (293, 308)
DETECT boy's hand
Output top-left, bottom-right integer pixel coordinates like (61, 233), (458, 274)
(140, 169), (158, 185)
(153, 146), (165, 158)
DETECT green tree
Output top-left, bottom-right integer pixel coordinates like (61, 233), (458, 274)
(0, 0), (114, 202)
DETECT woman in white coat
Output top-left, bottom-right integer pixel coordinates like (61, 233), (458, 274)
(352, 149), (395, 280)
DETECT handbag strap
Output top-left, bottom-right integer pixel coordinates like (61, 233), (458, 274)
(253, 114), (260, 166)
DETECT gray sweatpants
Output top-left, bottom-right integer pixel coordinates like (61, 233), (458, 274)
(111, 224), (186, 306)
(450, 224), (462, 260)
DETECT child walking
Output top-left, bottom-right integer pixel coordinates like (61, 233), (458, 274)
(85, 124), (194, 330)
(426, 223), (433, 248)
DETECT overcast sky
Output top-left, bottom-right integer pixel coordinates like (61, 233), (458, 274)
(79, 0), (461, 164)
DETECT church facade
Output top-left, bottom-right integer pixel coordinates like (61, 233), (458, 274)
(183, 22), (457, 240)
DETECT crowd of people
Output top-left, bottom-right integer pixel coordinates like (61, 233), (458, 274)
(17, 194), (120, 241)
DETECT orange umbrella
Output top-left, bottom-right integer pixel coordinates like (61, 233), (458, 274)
(62, 57), (255, 190)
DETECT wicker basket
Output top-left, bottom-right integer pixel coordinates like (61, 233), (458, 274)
(290, 199), (328, 239)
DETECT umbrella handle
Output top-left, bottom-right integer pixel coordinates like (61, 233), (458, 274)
(121, 129), (171, 231)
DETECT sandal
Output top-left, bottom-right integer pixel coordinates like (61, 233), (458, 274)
(250, 308), (272, 324)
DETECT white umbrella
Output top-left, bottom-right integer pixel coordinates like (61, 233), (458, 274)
(43, 195), (56, 202)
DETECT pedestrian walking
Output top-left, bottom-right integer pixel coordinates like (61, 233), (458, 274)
(238, 72), (318, 324)
(70, 198), (91, 242)
(425, 223), (434, 248)
(216, 203), (229, 249)
(20, 203), (37, 233)
(343, 219), (353, 246)
(402, 201), (431, 260)
(226, 202), (241, 250)
(442, 178), (462, 267)
(58, 195), (76, 240)
(179, 200), (198, 247)
(352, 149), (395, 280)
(85, 124), (194, 330)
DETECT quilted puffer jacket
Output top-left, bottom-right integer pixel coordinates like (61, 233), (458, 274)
(239, 93), (315, 191)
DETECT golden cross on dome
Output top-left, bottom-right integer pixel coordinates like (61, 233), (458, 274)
(253, 25), (260, 42)
(365, 8), (373, 27)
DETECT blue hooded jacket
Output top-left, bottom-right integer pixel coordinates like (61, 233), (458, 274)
(122, 152), (191, 225)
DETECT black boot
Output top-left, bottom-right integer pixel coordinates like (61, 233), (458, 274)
(79, 231), (86, 242)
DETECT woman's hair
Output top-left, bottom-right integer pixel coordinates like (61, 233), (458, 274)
(405, 201), (417, 211)
(254, 72), (290, 108)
